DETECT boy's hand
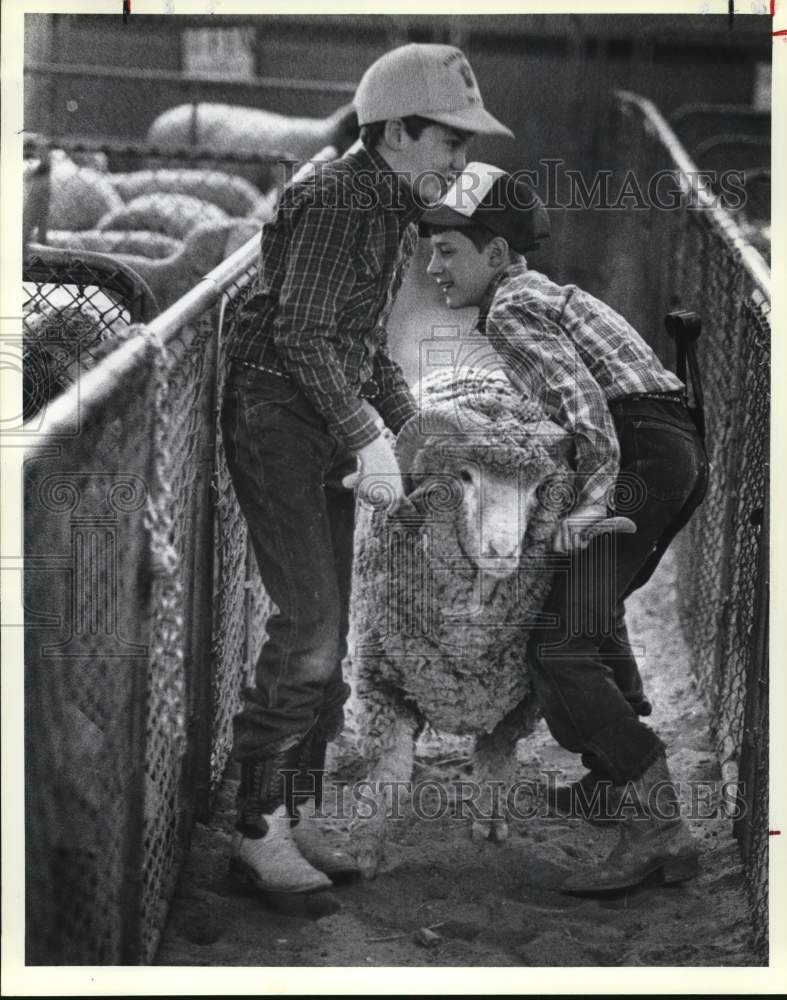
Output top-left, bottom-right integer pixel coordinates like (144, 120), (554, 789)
(342, 434), (406, 504)
(552, 504), (612, 553)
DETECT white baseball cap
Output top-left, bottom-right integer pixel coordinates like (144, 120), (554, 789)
(354, 44), (514, 138)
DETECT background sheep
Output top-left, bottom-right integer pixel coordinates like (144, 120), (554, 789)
(23, 155), (51, 251)
(347, 367), (633, 878)
(22, 302), (128, 421)
(97, 193), (229, 240)
(107, 168), (265, 218)
(46, 154), (124, 231)
(40, 230), (182, 259)
(223, 217), (266, 258)
(145, 101), (358, 193)
(76, 218), (244, 312)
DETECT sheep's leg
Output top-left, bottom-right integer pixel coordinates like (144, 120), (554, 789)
(349, 680), (420, 880)
(470, 697), (540, 844)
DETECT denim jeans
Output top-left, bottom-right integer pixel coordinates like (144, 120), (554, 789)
(221, 363), (355, 761)
(526, 397), (709, 785)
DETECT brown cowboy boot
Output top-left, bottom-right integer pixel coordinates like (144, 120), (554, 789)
(230, 735), (340, 915)
(560, 754), (699, 895)
(546, 769), (622, 825)
(290, 732), (361, 885)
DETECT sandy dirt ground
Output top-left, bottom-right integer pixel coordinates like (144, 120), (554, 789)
(155, 543), (758, 968)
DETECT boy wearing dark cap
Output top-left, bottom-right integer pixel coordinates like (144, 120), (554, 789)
(420, 163), (708, 895)
(221, 51), (512, 908)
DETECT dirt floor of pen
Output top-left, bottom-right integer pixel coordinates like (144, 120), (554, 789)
(155, 544), (756, 967)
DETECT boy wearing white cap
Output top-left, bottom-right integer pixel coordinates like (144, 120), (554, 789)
(220, 49), (512, 911)
(420, 164), (708, 896)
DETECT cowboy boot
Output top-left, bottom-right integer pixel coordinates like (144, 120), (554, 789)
(230, 735), (339, 915)
(560, 754), (699, 895)
(290, 732), (361, 885)
(546, 744), (650, 826)
(546, 769), (620, 825)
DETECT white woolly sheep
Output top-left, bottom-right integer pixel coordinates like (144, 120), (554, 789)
(223, 217), (264, 259)
(93, 218), (240, 312)
(40, 230), (182, 259)
(46, 155), (124, 231)
(347, 366), (633, 878)
(108, 168), (265, 218)
(145, 101), (358, 193)
(23, 301), (128, 421)
(97, 193), (229, 240)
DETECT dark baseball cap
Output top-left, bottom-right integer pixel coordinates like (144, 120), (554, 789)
(420, 162), (550, 253)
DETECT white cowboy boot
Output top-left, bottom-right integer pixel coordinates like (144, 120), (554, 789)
(229, 744), (338, 913)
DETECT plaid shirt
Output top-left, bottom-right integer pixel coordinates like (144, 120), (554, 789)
(477, 259), (685, 507)
(227, 144), (421, 451)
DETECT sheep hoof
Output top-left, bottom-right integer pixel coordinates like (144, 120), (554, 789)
(348, 827), (384, 880)
(471, 818), (509, 844)
(351, 842), (383, 880)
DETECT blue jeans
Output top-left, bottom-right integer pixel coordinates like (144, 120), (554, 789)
(526, 397), (709, 785)
(221, 363), (355, 761)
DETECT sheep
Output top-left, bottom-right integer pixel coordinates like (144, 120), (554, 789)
(96, 193), (229, 240)
(223, 217), (265, 258)
(346, 366), (634, 878)
(46, 154), (124, 231)
(145, 101), (358, 193)
(23, 156), (52, 251)
(23, 302), (128, 421)
(83, 218), (242, 312)
(107, 169), (265, 218)
(39, 230), (183, 259)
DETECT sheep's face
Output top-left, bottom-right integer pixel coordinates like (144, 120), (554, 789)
(409, 442), (563, 581)
(453, 460), (541, 579)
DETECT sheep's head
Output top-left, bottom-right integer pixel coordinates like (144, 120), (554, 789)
(183, 219), (239, 275)
(396, 379), (573, 580)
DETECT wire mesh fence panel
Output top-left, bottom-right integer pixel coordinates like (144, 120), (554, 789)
(728, 296), (770, 962)
(22, 248), (158, 422)
(22, 248), (161, 964)
(24, 350), (156, 965)
(137, 310), (221, 962)
(22, 200), (275, 962)
(607, 91), (770, 964)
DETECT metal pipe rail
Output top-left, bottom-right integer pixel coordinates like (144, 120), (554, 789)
(24, 59), (357, 96)
(613, 89), (771, 294)
(23, 132), (327, 168)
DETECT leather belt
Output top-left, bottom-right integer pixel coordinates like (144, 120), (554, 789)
(233, 357), (290, 379)
(610, 389), (687, 409)
(231, 357), (380, 400)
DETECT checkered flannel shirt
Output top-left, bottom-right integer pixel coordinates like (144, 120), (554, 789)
(228, 144), (422, 451)
(477, 259), (685, 507)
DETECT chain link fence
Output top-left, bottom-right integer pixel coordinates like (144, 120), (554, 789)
(23, 227), (271, 963)
(603, 90), (770, 963)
